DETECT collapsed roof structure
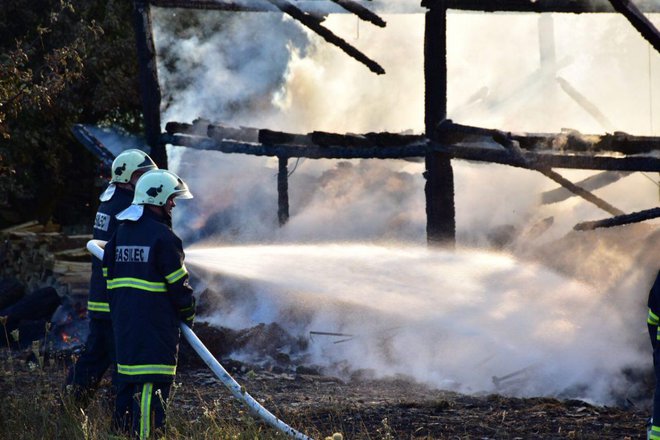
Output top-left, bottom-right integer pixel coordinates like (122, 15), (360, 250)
(75, 0), (660, 244)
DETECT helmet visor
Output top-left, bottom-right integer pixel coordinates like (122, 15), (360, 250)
(173, 178), (193, 199)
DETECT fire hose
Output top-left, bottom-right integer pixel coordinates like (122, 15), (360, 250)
(86, 239), (313, 440)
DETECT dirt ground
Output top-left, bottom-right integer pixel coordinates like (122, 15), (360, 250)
(173, 364), (649, 439)
(164, 322), (651, 440)
(0, 319), (652, 440)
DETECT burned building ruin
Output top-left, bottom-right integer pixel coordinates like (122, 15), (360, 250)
(74, 0), (660, 245)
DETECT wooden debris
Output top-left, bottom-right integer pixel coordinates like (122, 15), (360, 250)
(309, 331), (354, 344)
(265, 0), (385, 75)
(538, 168), (625, 216)
(0, 220), (40, 233)
(542, 171), (629, 204)
(311, 131), (424, 148)
(439, 121), (660, 156)
(149, 0), (268, 12)
(573, 207), (660, 231)
(608, 0), (660, 54)
(492, 365), (536, 389)
(482, 124), (626, 216)
(259, 128), (310, 146)
(442, 0), (660, 13)
(277, 156), (289, 226)
(0, 232), (91, 299)
(163, 119), (660, 171)
(556, 77), (615, 131)
(144, 0), (660, 14)
(329, 0), (386, 27)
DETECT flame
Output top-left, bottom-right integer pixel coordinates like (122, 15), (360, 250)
(61, 332), (71, 344)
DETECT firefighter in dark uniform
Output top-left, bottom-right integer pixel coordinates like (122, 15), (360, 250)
(102, 169), (195, 439)
(647, 270), (660, 440)
(65, 149), (157, 401)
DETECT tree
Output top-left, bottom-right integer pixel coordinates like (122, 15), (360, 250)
(0, 0), (142, 229)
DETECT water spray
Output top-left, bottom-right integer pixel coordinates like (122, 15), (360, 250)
(85, 239), (313, 440)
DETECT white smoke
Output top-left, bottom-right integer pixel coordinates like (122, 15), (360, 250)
(151, 10), (660, 403)
(186, 243), (652, 403)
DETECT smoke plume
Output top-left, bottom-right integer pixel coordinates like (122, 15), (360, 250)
(151, 10), (660, 403)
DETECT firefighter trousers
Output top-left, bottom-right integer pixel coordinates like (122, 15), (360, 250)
(64, 318), (116, 400)
(113, 381), (171, 439)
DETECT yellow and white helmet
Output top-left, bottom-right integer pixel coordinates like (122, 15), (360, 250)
(133, 169), (193, 206)
(110, 149), (157, 183)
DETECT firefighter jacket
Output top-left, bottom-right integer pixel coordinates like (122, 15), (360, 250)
(102, 207), (195, 383)
(89, 185), (134, 319)
(647, 270), (660, 351)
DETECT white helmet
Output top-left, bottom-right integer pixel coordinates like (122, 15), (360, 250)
(133, 169), (193, 206)
(110, 149), (157, 183)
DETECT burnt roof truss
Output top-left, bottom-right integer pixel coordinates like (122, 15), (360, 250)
(130, 1), (660, 237)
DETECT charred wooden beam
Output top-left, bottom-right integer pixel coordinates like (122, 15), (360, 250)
(424, 1), (455, 247)
(437, 142), (660, 172)
(438, 120), (660, 155)
(165, 121), (209, 136)
(164, 133), (430, 158)
(537, 168), (625, 215)
(258, 128), (310, 145)
(169, 120), (427, 147)
(265, 0), (385, 75)
(133, 1), (167, 168)
(277, 156), (289, 225)
(556, 77), (615, 131)
(149, 0), (269, 11)
(485, 126), (626, 216)
(208, 124), (259, 143)
(573, 206), (660, 230)
(521, 151), (659, 172)
(166, 120), (260, 142)
(608, 0), (660, 54)
(520, 130), (660, 155)
(329, 0), (386, 27)
(149, 0), (350, 14)
(150, 0), (660, 13)
(164, 132), (660, 171)
(542, 171), (629, 204)
(434, 122), (660, 171)
(442, 0), (660, 13)
(311, 131), (425, 148)
(164, 120), (660, 171)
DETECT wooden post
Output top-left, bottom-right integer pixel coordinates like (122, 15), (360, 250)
(133, 0), (167, 169)
(277, 156), (290, 226)
(423, 0), (455, 247)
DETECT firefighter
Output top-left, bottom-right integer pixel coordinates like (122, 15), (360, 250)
(648, 270), (660, 440)
(65, 149), (157, 401)
(102, 169), (195, 439)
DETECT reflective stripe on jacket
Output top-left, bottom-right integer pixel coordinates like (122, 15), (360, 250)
(103, 208), (195, 383)
(88, 186), (134, 319)
(647, 271), (660, 349)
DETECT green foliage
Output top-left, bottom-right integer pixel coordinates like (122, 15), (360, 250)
(0, 0), (143, 229)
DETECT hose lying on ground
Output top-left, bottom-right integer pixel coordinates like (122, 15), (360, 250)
(86, 239), (313, 440)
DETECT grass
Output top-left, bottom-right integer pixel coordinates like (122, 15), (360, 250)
(0, 360), (319, 439)
(0, 320), (343, 439)
(0, 359), (318, 439)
